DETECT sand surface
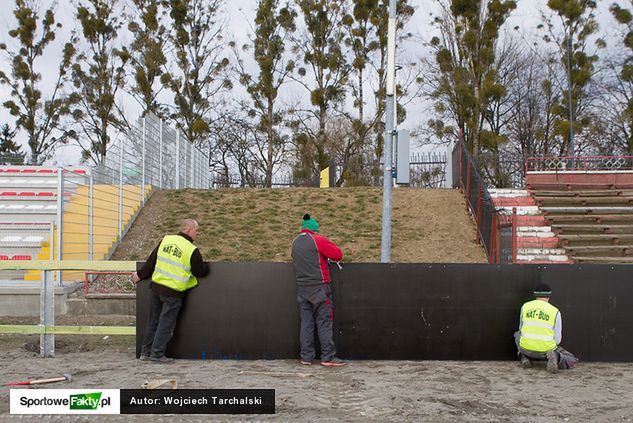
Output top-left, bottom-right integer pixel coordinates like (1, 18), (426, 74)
(1, 346), (632, 422)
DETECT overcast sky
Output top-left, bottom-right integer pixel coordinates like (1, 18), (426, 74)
(0, 0), (622, 165)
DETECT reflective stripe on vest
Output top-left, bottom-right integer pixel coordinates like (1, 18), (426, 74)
(151, 234), (198, 292)
(157, 255), (191, 272)
(519, 299), (558, 353)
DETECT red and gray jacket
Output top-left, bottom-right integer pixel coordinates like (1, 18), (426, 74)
(291, 229), (343, 287)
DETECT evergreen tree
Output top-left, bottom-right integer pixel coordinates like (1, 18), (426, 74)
(0, 123), (25, 164)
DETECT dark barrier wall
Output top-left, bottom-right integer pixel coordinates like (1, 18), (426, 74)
(136, 263), (633, 362)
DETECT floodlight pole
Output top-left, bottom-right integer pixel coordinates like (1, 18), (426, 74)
(381, 0), (397, 263)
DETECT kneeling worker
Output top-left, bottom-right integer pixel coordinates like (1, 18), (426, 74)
(514, 283), (578, 372)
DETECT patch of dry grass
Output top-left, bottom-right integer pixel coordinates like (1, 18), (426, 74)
(111, 188), (486, 264)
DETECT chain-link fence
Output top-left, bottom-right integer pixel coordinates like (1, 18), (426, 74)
(211, 151), (450, 189)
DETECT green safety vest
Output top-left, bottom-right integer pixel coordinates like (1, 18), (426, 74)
(151, 234), (198, 292)
(519, 299), (559, 353)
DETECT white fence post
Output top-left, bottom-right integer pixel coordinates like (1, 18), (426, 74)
(40, 270), (55, 357)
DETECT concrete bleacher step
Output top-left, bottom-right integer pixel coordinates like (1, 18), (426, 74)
(574, 256), (633, 263)
(516, 254), (571, 262)
(531, 189), (633, 197)
(495, 206), (541, 215)
(535, 196), (633, 206)
(545, 214), (633, 223)
(490, 187), (569, 264)
(541, 206), (633, 214)
(551, 224), (633, 233)
(517, 226), (556, 237)
(566, 245), (633, 255)
(517, 237), (559, 248)
(557, 233), (633, 243)
(487, 189), (529, 197)
(517, 248), (566, 255)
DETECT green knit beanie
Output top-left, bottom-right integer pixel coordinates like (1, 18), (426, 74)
(301, 213), (320, 232)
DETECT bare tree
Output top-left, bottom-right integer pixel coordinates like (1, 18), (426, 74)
(71, 0), (130, 165)
(0, 0), (77, 164)
(165, 0), (231, 146)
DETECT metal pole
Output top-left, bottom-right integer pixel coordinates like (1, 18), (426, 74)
(566, 30), (575, 162)
(40, 270), (54, 357)
(55, 168), (63, 286)
(119, 137), (123, 240)
(159, 118), (163, 190)
(190, 143), (194, 188)
(176, 131), (180, 189)
(49, 223), (54, 261)
(142, 117), (146, 204)
(89, 174), (93, 261)
(512, 207), (518, 264)
(380, 0), (397, 263)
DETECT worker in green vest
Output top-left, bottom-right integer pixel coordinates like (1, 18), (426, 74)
(132, 218), (208, 363)
(514, 283), (578, 372)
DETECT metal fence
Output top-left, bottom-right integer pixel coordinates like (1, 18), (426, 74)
(211, 151), (450, 189)
(452, 141), (513, 263)
(95, 113), (210, 189)
(526, 155), (633, 172)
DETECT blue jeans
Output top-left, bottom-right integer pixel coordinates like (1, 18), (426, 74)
(141, 289), (183, 358)
(298, 284), (336, 362)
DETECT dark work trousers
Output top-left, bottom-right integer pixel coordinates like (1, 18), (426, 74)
(141, 288), (183, 358)
(513, 331), (578, 369)
(298, 284), (336, 362)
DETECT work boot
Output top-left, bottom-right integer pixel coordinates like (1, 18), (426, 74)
(321, 357), (346, 367)
(520, 354), (531, 368)
(546, 350), (558, 373)
(150, 356), (174, 363)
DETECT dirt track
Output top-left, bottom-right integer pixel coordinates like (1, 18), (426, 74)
(1, 343), (632, 422)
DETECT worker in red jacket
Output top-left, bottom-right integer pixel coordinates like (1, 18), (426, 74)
(291, 213), (346, 367)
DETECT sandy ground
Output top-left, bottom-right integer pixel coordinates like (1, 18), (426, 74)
(0, 340), (632, 423)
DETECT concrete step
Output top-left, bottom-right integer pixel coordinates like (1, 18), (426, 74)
(496, 206), (541, 216)
(517, 237), (560, 248)
(541, 206), (633, 214)
(517, 248), (567, 255)
(516, 216), (548, 226)
(493, 197), (536, 207)
(515, 260), (575, 264)
(516, 254), (571, 262)
(488, 189), (529, 197)
(574, 256), (633, 263)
